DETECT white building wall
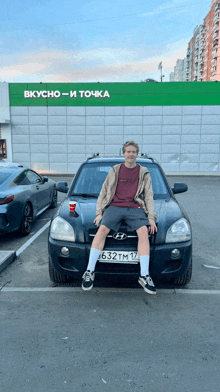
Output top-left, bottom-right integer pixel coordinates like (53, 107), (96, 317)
(10, 105), (220, 174)
(0, 82), (10, 124)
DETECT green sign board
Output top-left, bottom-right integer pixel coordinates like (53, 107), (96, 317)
(9, 82), (220, 106)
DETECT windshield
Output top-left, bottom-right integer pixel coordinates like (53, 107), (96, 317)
(72, 162), (170, 199)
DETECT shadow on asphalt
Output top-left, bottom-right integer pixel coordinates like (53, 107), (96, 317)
(51, 274), (177, 290)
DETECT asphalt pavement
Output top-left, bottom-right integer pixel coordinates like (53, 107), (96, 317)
(0, 175), (220, 392)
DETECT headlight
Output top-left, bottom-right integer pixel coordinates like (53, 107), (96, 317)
(165, 218), (191, 243)
(50, 216), (75, 242)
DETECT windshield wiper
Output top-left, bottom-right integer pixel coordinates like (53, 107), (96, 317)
(71, 193), (98, 198)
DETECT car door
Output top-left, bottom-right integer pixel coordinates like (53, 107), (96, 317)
(26, 170), (51, 211)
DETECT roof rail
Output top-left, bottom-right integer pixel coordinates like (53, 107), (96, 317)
(141, 153), (155, 162)
(86, 153), (100, 161)
(86, 152), (156, 163)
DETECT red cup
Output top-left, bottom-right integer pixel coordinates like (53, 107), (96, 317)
(69, 200), (77, 212)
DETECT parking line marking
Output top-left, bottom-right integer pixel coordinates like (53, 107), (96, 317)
(16, 221), (51, 257)
(1, 287), (220, 294)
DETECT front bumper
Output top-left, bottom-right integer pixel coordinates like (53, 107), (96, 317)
(48, 236), (192, 280)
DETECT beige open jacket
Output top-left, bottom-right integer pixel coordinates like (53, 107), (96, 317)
(96, 163), (156, 221)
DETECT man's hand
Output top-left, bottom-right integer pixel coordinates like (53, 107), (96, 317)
(94, 214), (103, 226)
(148, 219), (157, 235)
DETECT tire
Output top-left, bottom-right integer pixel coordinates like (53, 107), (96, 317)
(171, 257), (192, 286)
(50, 188), (57, 209)
(20, 202), (33, 236)
(48, 256), (71, 284)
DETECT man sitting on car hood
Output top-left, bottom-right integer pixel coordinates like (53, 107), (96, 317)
(82, 140), (157, 294)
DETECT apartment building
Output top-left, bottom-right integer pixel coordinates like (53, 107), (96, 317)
(169, 72), (175, 81)
(211, 1), (220, 80)
(170, 0), (220, 82)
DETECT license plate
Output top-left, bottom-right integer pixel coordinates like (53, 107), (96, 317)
(98, 251), (140, 264)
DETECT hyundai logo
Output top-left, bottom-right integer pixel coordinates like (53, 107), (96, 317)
(113, 232), (127, 240)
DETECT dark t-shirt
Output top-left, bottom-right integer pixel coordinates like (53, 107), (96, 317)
(110, 163), (142, 208)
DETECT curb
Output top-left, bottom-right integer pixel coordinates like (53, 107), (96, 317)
(0, 251), (17, 273)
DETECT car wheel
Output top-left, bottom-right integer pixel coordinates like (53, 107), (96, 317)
(171, 257), (192, 286)
(50, 188), (57, 209)
(48, 256), (71, 283)
(20, 203), (33, 236)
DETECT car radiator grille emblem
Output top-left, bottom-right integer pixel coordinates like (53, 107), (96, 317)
(113, 232), (127, 240)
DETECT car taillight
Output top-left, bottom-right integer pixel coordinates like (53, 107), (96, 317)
(0, 195), (14, 205)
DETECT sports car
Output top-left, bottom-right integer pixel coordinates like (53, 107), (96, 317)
(0, 162), (57, 235)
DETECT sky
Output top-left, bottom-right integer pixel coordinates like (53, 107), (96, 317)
(0, 0), (211, 83)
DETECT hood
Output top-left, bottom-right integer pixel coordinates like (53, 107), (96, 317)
(57, 196), (186, 244)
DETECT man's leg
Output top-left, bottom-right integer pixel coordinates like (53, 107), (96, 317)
(82, 225), (110, 291)
(136, 226), (156, 294)
(87, 225), (111, 270)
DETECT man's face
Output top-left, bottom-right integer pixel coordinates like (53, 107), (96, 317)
(123, 145), (138, 163)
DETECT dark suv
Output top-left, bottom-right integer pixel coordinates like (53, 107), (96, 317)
(48, 154), (192, 285)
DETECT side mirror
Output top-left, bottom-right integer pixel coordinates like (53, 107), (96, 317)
(43, 176), (48, 183)
(172, 182), (188, 194)
(56, 181), (69, 193)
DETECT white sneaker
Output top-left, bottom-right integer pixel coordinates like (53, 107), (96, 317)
(138, 275), (156, 294)
(82, 270), (95, 291)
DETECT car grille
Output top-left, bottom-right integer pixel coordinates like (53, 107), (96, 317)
(88, 224), (155, 246)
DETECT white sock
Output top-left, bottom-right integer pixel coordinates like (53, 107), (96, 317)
(87, 248), (102, 272)
(140, 255), (150, 276)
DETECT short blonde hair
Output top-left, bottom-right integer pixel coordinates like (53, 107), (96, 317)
(122, 140), (139, 154)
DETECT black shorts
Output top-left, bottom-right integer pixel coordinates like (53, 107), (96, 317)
(100, 205), (150, 232)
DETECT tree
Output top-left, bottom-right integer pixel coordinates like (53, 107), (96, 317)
(141, 78), (158, 83)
